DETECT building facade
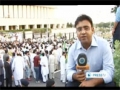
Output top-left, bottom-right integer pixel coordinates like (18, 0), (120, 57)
(0, 5), (67, 31)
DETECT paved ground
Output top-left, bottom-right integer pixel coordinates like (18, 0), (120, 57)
(4, 64), (65, 87)
(28, 70), (65, 87)
(4, 70), (65, 87)
(28, 64), (65, 87)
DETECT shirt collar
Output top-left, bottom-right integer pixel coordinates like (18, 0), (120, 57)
(76, 35), (98, 50)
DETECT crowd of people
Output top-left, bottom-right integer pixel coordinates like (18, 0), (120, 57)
(0, 36), (75, 87)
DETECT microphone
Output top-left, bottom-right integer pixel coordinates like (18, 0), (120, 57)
(76, 53), (89, 70)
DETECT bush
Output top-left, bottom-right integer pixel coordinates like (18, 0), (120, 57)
(5, 29), (31, 32)
(0, 31), (7, 34)
(113, 40), (120, 86)
(58, 33), (62, 38)
(32, 28), (51, 33)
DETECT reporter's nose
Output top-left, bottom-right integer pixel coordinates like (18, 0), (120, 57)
(81, 29), (86, 34)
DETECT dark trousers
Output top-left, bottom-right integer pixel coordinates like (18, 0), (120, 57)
(39, 65), (43, 81)
(0, 74), (4, 87)
(66, 80), (116, 87)
(113, 22), (120, 49)
(34, 67), (39, 81)
(6, 77), (12, 87)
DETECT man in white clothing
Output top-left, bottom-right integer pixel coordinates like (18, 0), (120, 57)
(57, 45), (62, 62)
(40, 53), (49, 83)
(30, 49), (36, 79)
(52, 46), (58, 71)
(48, 50), (55, 79)
(23, 51), (31, 81)
(12, 53), (25, 87)
(60, 52), (66, 83)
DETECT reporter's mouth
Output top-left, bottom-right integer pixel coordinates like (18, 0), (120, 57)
(81, 36), (87, 39)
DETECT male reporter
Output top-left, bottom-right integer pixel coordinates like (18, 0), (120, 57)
(66, 14), (115, 87)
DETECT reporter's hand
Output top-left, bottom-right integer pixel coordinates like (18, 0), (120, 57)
(79, 80), (95, 87)
(72, 71), (86, 83)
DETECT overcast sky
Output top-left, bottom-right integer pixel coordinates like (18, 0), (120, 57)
(54, 5), (116, 24)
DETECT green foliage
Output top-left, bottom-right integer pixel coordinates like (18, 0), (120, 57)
(67, 22), (73, 28)
(58, 33), (62, 38)
(0, 31), (7, 34)
(69, 23), (73, 27)
(32, 28), (51, 33)
(6, 29), (31, 32)
(0, 28), (51, 34)
(98, 28), (111, 34)
(0, 29), (32, 33)
(113, 40), (120, 86)
(111, 6), (117, 14)
(96, 22), (114, 28)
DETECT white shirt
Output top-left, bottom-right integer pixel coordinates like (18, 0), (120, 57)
(24, 55), (29, 66)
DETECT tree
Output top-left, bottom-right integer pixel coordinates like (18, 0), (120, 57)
(32, 28), (51, 34)
(67, 22), (74, 28)
(99, 27), (106, 34)
(111, 6), (117, 14)
(69, 23), (73, 28)
(58, 33), (62, 38)
(96, 22), (114, 28)
(67, 22), (70, 28)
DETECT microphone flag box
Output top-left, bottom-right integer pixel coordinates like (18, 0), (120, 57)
(86, 72), (107, 78)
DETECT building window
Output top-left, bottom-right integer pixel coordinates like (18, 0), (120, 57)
(29, 25), (34, 29)
(44, 24), (47, 28)
(37, 25), (41, 28)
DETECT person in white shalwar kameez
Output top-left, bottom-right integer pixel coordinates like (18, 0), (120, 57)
(30, 50), (36, 79)
(52, 47), (58, 71)
(60, 52), (66, 83)
(12, 53), (25, 86)
(40, 53), (49, 83)
(57, 46), (62, 62)
(48, 51), (55, 79)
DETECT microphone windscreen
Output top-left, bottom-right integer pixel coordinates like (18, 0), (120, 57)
(76, 64), (89, 70)
(77, 53), (87, 66)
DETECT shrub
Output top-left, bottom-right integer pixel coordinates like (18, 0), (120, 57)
(58, 33), (62, 38)
(5, 29), (31, 32)
(32, 28), (51, 33)
(113, 40), (120, 86)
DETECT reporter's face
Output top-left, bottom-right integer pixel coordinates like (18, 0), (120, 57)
(76, 20), (94, 44)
